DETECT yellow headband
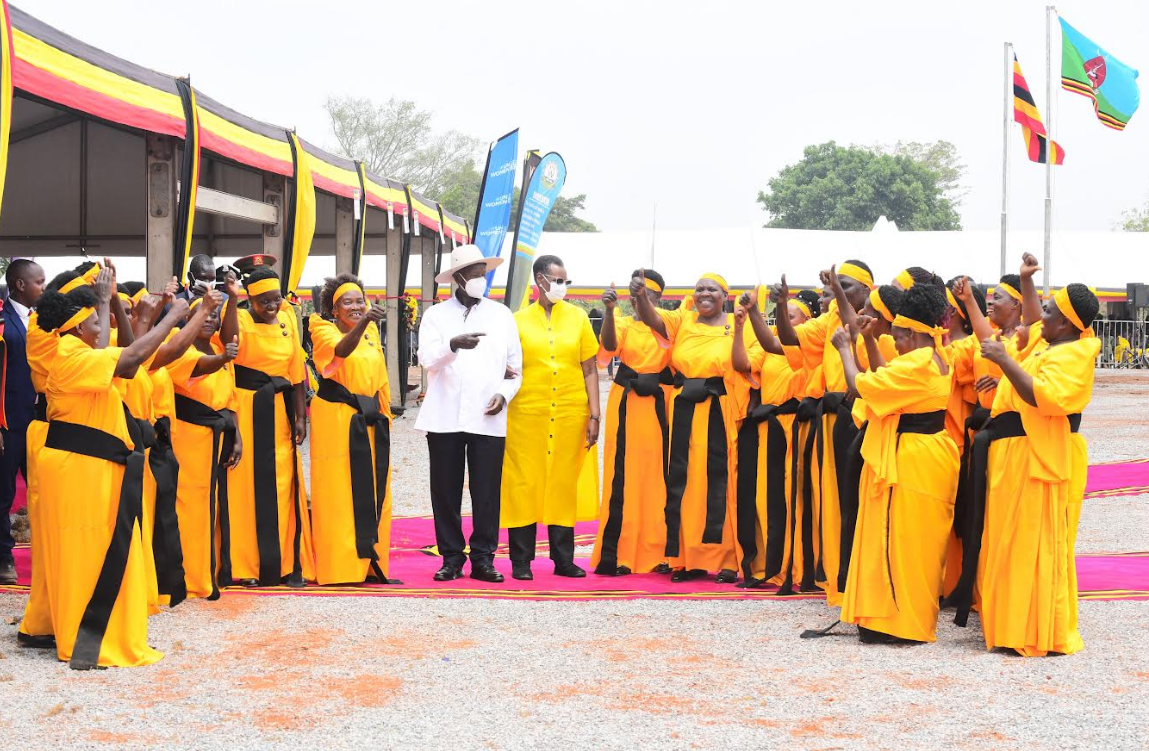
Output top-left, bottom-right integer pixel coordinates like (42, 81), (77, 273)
(996, 282), (1021, 301)
(791, 299), (811, 318)
(869, 289), (895, 323)
(838, 262), (874, 290)
(246, 277), (280, 298)
(892, 314), (946, 349)
(60, 263), (102, 294)
(130, 287), (149, 305)
(699, 272), (728, 295)
(333, 282), (363, 304)
(1053, 287), (1094, 338)
(59, 306), (95, 333)
(117, 292), (131, 304)
(946, 288), (966, 319)
(189, 297), (203, 311)
(896, 269), (915, 290)
(643, 277), (663, 293)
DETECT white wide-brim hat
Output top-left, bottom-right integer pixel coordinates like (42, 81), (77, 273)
(435, 244), (503, 284)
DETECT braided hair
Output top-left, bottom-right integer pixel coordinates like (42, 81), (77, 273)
(1065, 283), (1100, 328)
(795, 288), (821, 317)
(36, 286), (98, 333)
(898, 285), (948, 328)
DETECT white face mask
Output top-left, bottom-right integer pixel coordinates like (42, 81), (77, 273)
(462, 277), (487, 300)
(542, 277), (567, 303)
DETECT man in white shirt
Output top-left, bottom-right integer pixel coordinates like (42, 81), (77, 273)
(416, 245), (522, 583)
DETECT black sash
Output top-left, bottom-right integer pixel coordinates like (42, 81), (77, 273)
(34, 392), (47, 422)
(951, 405), (991, 557)
(314, 377), (391, 581)
(808, 391), (855, 584)
(144, 416), (186, 607)
(836, 410), (947, 593)
(596, 364), (673, 571)
(777, 397), (820, 594)
(234, 364), (303, 586)
(664, 375), (727, 557)
(943, 410), (1081, 626)
(736, 396), (799, 582)
(175, 393), (237, 598)
(44, 408), (145, 670)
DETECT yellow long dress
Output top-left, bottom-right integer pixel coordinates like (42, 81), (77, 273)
(978, 334), (1100, 656)
(308, 317), (393, 585)
(655, 308), (753, 574)
(228, 308), (315, 584)
(502, 301), (600, 529)
(170, 343), (236, 599)
(793, 301), (876, 605)
(18, 312), (57, 640)
(39, 335), (163, 667)
(737, 334), (805, 583)
(589, 316), (672, 574)
(840, 346), (959, 641)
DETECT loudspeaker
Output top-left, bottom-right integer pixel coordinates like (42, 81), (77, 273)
(1128, 283), (1149, 308)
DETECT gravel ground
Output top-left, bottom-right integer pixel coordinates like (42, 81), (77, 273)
(1, 369), (1146, 749)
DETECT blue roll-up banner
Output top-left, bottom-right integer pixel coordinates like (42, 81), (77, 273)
(506, 152), (566, 311)
(472, 129), (519, 293)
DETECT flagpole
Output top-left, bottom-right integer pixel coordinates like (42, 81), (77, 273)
(1001, 41), (1012, 278)
(1044, 5), (1056, 296)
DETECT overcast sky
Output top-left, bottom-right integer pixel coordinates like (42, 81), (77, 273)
(16, 0), (1149, 235)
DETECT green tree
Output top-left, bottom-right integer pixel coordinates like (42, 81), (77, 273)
(325, 96), (481, 198)
(757, 141), (962, 231)
(435, 159), (483, 219)
(875, 140), (968, 206)
(537, 194), (598, 232)
(1118, 201), (1149, 231)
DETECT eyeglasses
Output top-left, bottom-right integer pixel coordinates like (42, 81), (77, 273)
(541, 275), (571, 287)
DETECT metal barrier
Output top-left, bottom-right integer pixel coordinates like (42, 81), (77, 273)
(1096, 320), (1148, 369)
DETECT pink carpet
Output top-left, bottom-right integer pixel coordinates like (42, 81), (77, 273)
(1084, 458), (1149, 499)
(3, 514), (1146, 601)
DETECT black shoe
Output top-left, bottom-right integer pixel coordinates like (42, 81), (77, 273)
(615, 566), (632, 576)
(670, 568), (707, 583)
(17, 631), (55, 649)
(433, 565), (464, 582)
(511, 562), (533, 581)
(554, 562), (587, 578)
(593, 561), (619, 576)
(653, 563), (673, 575)
(0, 560), (15, 585)
(237, 578), (259, 588)
(736, 576), (766, 589)
(282, 573), (306, 589)
(716, 569), (738, 584)
(470, 564), (504, 583)
(857, 626), (896, 644)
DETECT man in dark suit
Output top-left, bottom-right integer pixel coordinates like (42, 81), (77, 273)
(0, 260), (45, 584)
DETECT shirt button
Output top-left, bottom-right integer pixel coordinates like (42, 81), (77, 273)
(280, 323), (286, 328)
(282, 331), (289, 337)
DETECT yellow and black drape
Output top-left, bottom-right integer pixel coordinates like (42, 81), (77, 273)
(0, 0), (13, 232)
(352, 161), (369, 277)
(173, 78), (200, 280)
(735, 395), (798, 583)
(664, 375), (728, 557)
(281, 132), (315, 297)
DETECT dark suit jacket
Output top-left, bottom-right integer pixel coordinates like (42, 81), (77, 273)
(1, 301), (35, 431)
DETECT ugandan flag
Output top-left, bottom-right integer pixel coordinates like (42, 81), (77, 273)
(1013, 54), (1065, 165)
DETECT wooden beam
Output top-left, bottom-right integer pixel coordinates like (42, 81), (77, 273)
(334, 197), (354, 275)
(195, 186), (279, 225)
(146, 133), (176, 290)
(263, 173), (285, 265)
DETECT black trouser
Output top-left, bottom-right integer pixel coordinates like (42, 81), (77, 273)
(427, 432), (505, 569)
(508, 524), (574, 566)
(0, 421), (28, 564)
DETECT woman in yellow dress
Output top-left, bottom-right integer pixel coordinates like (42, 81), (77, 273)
(774, 261), (875, 605)
(590, 269), (673, 577)
(18, 263), (100, 648)
(228, 266), (314, 587)
(732, 287), (804, 588)
(308, 275), (394, 586)
(502, 255), (600, 580)
(974, 283), (1101, 656)
(833, 284), (959, 643)
(631, 271), (754, 583)
(170, 294), (242, 599)
(37, 269), (190, 668)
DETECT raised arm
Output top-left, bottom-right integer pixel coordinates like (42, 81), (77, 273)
(732, 306), (752, 373)
(335, 302), (385, 358)
(981, 335), (1035, 406)
(771, 275), (799, 346)
(629, 270), (667, 340)
(116, 299), (189, 378)
(92, 266), (113, 349)
(220, 273), (242, 349)
(151, 290), (221, 370)
(831, 327), (861, 395)
(191, 335), (238, 377)
(737, 288), (783, 355)
(1018, 252), (1044, 326)
(858, 316), (886, 372)
(954, 276), (994, 342)
(600, 285), (619, 352)
(828, 265), (859, 332)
